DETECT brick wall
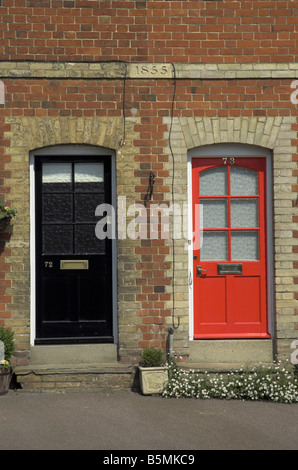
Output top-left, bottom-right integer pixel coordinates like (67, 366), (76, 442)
(0, 0), (297, 63)
(0, 0), (297, 366)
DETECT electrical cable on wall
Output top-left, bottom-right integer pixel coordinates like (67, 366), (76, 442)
(119, 61), (127, 148)
(169, 63), (180, 331)
(94, 60), (180, 331)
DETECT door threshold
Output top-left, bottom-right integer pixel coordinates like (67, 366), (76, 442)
(35, 337), (114, 345)
(29, 343), (118, 366)
(189, 339), (274, 364)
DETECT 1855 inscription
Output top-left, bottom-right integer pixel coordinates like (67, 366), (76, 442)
(130, 64), (171, 78)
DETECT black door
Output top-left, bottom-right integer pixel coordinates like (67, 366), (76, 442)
(35, 156), (113, 344)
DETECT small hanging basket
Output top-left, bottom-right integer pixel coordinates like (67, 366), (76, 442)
(0, 369), (13, 395)
(0, 218), (11, 230)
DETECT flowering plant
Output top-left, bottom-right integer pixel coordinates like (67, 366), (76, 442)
(162, 360), (298, 403)
(0, 201), (17, 220)
(0, 359), (13, 372)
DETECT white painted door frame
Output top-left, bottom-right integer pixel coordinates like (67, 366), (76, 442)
(29, 144), (118, 346)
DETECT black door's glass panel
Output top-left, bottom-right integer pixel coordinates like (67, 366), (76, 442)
(75, 182), (104, 193)
(74, 193), (105, 222)
(42, 162), (72, 192)
(75, 224), (105, 254)
(42, 225), (73, 254)
(42, 193), (73, 223)
(74, 163), (104, 192)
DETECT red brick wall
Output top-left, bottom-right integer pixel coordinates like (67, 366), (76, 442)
(0, 0), (297, 63)
(0, 77), (296, 116)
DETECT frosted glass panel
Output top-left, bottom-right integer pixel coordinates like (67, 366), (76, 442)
(42, 163), (72, 192)
(74, 163), (104, 192)
(230, 167), (258, 195)
(74, 163), (104, 183)
(231, 231), (259, 260)
(42, 163), (72, 183)
(231, 199), (259, 227)
(200, 231), (228, 261)
(201, 199), (227, 228)
(200, 167), (227, 196)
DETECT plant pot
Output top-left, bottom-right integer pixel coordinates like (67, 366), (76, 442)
(0, 218), (10, 230)
(138, 366), (168, 395)
(0, 369), (12, 395)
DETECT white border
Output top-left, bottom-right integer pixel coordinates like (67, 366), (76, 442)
(29, 145), (118, 346)
(187, 144), (274, 341)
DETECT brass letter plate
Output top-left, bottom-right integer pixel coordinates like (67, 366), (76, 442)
(217, 264), (242, 275)
(60, 260), (89, 270)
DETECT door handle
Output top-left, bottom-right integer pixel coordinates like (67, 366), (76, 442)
(196, 265), (208, 277)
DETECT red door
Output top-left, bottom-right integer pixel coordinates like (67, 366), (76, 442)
(192, 157), (269, 339)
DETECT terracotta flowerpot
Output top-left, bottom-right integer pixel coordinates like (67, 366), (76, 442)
(0, 369), (12, 395)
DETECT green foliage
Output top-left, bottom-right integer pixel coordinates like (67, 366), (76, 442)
(140, 348), (165, 367)
(0, 326), (15, 362)
(0, 201), (17, 220)
(162, 361), (298, 403)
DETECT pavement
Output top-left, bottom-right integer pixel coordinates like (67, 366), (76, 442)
(0, 389), (297, 452)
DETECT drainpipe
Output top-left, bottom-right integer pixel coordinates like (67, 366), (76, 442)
(167, 328), (174, 361)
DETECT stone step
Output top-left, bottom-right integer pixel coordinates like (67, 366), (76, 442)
(29, 344), (118, 366)
(189, 339), (274, 364)
(181, 362), (276, 372)
(14, 362), (135, 392)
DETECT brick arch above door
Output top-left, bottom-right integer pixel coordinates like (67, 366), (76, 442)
(7, 115), (128, 150)
(4, 115), (139, 232)
(165, 115), (294, 152)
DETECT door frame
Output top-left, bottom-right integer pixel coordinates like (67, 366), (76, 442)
(29, 145), (118, 346)
(187, 143), (275, 341)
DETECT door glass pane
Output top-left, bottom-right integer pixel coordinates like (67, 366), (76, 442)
(201, 199), (227, 228)
(74, 193), (105, 222)
(231, 199), (259, 228)
(231, 231), (259, 260)
(42, 225), (73, 254)
(200, 231), (228, 260)
(42, 163), (72, 192)
(75, 225), (105, 254)
(74, 163), (104, 192)
(199, 167), (227, 196)
(230, 167), (258, 195)
(42, 193), (73, 223)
